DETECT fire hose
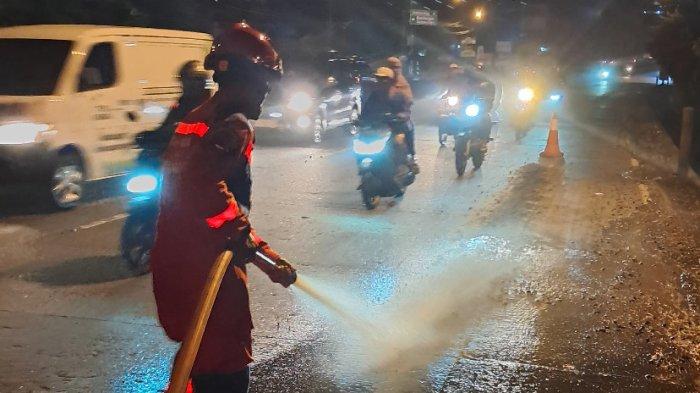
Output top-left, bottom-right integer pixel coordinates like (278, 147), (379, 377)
(167, 248), (295, 393)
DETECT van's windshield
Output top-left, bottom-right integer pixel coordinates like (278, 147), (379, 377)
(0, 39), (72, 96)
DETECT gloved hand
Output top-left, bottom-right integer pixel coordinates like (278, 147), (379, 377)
(252, 246), (297, 288)
(224, 233), (258, 266)
(221, 215), (258, 265)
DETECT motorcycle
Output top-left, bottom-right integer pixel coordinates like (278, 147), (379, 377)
(120, 137), (162, 275)
(438, 92), (493, 176)
(353, 117), (416, 210)
(511, 86), (538, 136)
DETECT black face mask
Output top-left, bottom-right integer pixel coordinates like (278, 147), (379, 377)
(182, 77), (208, 96)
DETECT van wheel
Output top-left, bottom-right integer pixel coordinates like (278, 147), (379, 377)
(49, 153), (84, 209)
(314, 117), (326, 143)
(347, 107), (360, 136)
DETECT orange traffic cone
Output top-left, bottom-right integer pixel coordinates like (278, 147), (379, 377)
(540, 113), (564, 159)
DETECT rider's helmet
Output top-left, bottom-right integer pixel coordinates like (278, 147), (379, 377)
(374, 67), (395, 80)
(204, 22), (283, 84)
(178, 60), (209, 96)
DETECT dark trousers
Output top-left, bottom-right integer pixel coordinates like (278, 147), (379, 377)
(192, 367), (250, 393)
(403, 120), (416, 155)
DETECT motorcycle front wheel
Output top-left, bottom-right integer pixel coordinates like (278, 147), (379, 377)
(455, 137), (468, 176)
(471, 143), (485, 169)
(361, 187), (380, 210)
(120, 214), (156, 275)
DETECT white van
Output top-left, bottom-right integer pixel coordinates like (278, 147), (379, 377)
(0, 25), (212, 208)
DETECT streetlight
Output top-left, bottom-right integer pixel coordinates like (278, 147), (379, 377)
(474, 7), (484, 21)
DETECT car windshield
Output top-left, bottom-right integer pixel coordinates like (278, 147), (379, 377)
(0, 39), (72, 96)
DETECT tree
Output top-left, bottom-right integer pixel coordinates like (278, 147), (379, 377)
(0, 0), (142, 27)
(648, 0), (700, 105)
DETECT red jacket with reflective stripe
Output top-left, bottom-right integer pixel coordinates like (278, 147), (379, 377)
(150, 104), (258, 374)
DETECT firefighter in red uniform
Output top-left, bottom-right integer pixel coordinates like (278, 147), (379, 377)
(150, 23), (296, 393)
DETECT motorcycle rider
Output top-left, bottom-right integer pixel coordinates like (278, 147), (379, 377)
(360, 67), (413, 185)
(360, 67), (394, 126)
(149, 22), (296, 393)
(136, 61), (211, 156)
(386, 56), (418, 173)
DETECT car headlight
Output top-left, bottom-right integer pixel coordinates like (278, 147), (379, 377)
(465, 104), (480, 117)
(287, 92), (313, 112)
(0, 122), (50, 145)
(296, 115), (312, 129)
(447, 96), (459, 106)
(126, 173), (159, 194)
(517, 87), (535, 102)
(353, 135), (390, 155)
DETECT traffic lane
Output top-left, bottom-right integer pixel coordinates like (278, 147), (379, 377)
(0, 181), (126, 240)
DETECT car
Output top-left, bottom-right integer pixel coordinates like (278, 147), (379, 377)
(0, 25), (212, 208)
(254, 56), (370, 142)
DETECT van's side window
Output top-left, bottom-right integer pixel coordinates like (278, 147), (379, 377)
(78, 43), (116, 92)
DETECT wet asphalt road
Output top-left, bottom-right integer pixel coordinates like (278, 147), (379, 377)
(1, 97), (699, 392)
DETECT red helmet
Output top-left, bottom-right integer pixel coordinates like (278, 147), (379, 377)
(204, 22), (283, 81)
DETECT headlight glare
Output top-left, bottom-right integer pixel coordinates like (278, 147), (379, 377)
(353, 135), (390, 155)
(447, 96), (459, 106)
(287, 92), (313, 112)
(0, 122), (50, 145)
(296, 115), (312, 129)
(518, 87), (535, 102)
(126, 174), (159, 194)
(465, 104), (480, 117)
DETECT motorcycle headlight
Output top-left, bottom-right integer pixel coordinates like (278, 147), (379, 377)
(549, 93), (562, 102)
(0, 122), (50, 145)
(353, 135), (390, 155)
(126, 173), (159, 194)
(287, 92), (313, 112)
(465, 104), (480, 117)
(518, 87), (535, 102)
(447, 96), (459, 107)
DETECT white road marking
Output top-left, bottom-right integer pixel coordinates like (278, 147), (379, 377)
(638, 183), (651, 205)
(0, 224), (25, 235)
(76, 213), (129, 231)
(0, 223), (41, 243)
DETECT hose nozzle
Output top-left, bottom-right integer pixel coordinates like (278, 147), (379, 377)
(254, 250), (297, 287)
